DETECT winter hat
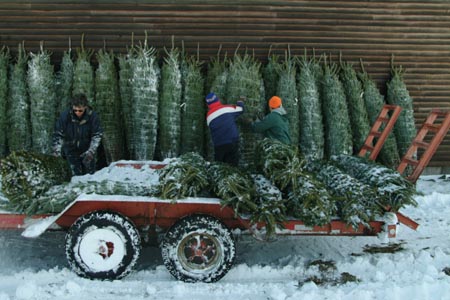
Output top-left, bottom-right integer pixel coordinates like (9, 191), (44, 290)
(268, 96), (282, 109)
(205, 92), (219, 105)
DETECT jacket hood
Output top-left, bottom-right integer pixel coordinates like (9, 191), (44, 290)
(272, 106), (287, 115)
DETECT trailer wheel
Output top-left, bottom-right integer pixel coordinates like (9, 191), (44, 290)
(160, 214), (236, 283)
(65, 211), (141, 280)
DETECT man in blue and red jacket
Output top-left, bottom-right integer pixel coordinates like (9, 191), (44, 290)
(206, 92), (244, 166)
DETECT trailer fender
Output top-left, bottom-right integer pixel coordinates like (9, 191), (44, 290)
(21, 198), (79, 238)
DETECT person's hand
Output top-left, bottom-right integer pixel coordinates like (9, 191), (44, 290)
(81, 150), (94, 167)
(240, 117), (253, 126)
(256, 111), (265, 120)
(53, 148), (61, 157)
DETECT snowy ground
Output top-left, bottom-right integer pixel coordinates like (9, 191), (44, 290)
(0, 164), (450, 300)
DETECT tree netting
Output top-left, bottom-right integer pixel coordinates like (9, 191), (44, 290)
(72, 35), (95, 107)
(309, 161), (384, 229)
(358, 62), (400, 168)
(297, 54), (324, 160)
(27, 42), (56, 155)
(129, 37), (160, 160)
(262, 50), (279, 107)
(330, 154), (417, 211)
(0, 47), (9, 158)
(159, 45), (182, 159)
(8, 42), (31, 152)
(387, 61), (417, 159)
(339, 60), (370, 153)
(206, 46), (228, 101)
(276, 50), (299, 146)
(95, 48), (125, 163)
(55, 43), (73, 116)
(225, 51), (263, 169)
(180, 52), (205, 155)
(321, 57), (353, 158)
(118, 45), (134, 159)
(205, 49), (228, 161)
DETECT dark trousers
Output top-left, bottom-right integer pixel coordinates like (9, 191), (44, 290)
(214, 142), (239, 167)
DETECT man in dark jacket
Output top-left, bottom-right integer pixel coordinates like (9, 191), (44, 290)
(52, 94), (103, 176)
(251, 96), (291, 145)
(206, 92), (244, 166)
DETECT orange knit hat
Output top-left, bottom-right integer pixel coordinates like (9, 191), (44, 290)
(268, 96), (282, 109)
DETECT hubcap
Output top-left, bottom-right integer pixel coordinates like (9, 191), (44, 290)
(78, 227), (126, 272)
(178, 232), (222, 274)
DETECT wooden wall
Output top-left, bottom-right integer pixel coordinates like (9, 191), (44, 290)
(0, 0), (449, 167)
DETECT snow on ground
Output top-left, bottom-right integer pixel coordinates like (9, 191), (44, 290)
(0, 164), (450, 300)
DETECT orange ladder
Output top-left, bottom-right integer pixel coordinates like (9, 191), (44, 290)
(358, 104), (402, 160)
(397, 109), (450, 183)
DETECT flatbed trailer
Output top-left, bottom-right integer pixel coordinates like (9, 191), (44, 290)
(0, 160), (418, 283)
(0, 105), (447, 283)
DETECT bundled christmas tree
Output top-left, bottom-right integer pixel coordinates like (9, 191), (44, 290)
(387, 58), (417, 159)
(0, 151), (71, 213)
(339, 58), (370, 153)
(208, 162), (258, 216)
(129, 35), (160, 160)
(255, 138), (303, 190)
(251, 174), (287, 237)
(55, 40), (73, 115)
(276, 48), (299, 146)
(330, 154), (417, 210)
(225, 49), (263, 168)
(95, 48), (124, 163)
(205, 47), (228, 160)
(297, 53), (325, 160)
(118, 36), (135, 159)
(157, 152), (209, 199)
(206, 46), (228, 101)
(262, 48), (279, 107)
(0, 46), (9, 158)
(180, 49), (205, 155)
(159, 41), (182, 159)
(286, 172), (337, 227)
(358, 61), (400, 168)
(8, 42), (31, 152)
(256, 138), (335, 227)
(72, 35), (95, 107)
(321, 55), (353, 158)
(312, 161), (384, 229)
(27, 42), (56, 155)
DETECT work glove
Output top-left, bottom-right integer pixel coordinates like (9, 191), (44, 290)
(53, 148), (61, 157)
(256, 111), (265, 120)
(240, 117), (253, 126)
(81, 150), (95, 167)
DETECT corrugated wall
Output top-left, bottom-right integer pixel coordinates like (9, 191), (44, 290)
(0, 0), (449, 166)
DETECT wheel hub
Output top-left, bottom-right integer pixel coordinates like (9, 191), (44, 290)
(98, 241), (114, 259)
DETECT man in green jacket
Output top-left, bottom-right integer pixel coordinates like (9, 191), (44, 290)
(250, 96), (292, 145)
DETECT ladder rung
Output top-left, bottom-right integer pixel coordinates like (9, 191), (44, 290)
(431, 109), (450, 117)
(369, 131), (382, 138)
(362, 145), (374, 152)
(413, 140), (430, 149)
(424, 123), (441, 133)
(377, 117), (390, 123)
(402, 158), (419, 166)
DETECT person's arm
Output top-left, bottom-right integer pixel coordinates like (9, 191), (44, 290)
(251, 113), (276, 133)
(87, 112), (103, 154)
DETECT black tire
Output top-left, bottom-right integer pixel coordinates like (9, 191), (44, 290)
(65, 210), (141, 280)
(160, 214), (236, 283)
